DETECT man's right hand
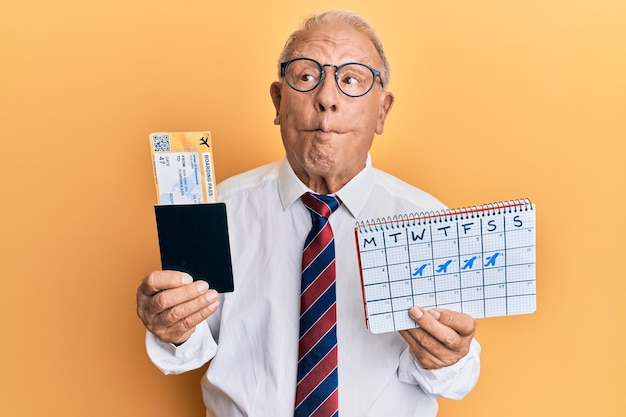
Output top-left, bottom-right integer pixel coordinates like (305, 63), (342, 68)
(136, 270), (220, 345)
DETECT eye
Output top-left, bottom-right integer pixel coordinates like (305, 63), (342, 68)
(300, 73), (316, 83)
(342, 76), (360, 86)
(338, 65), (370, 88)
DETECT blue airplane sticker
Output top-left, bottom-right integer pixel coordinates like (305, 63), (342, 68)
(412, 264), (428, 277)
(436, 260), (452, 273)
(484, 252), (500, 267)
(461, 256), (478, 270)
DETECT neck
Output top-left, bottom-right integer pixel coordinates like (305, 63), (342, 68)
(286, 156), (367, 194)
(294, 170), (353, 194)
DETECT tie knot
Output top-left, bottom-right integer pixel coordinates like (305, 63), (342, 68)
(301, 192), (341, 220)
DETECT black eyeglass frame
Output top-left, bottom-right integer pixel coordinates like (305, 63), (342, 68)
(280, 57), (384, 98)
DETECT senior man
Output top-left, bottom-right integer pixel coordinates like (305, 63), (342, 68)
(137, 10), (480, 417)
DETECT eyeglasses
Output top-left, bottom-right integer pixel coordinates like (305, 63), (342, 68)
(280, 58), (383, 98)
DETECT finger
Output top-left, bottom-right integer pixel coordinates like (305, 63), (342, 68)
(399, 329), (448, 369)
(408, 306), (466, 350)
(155, 295), (220, 344)
(139, 270), (193, 297)
(400, 325), (447, 358)
(429, 308), (476, 337)
(400, 324), (469, 368)
(147, 280), (211, 316)
(156, 289), (219, 329)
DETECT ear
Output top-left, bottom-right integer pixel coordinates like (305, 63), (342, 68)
(375, 91), (394, 135)
(270, 81), (283, 125)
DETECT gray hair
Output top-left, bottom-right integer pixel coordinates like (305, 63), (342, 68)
(277, 10), (391, 87)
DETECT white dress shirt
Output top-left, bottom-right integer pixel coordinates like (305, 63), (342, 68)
(146, 158), (481, 417)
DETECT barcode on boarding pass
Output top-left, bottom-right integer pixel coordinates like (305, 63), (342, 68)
(152, 134), (171, 152)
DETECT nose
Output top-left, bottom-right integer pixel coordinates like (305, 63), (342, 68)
(315, 69), (339, 112)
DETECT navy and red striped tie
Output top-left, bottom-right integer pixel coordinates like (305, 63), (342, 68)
(295, 192), (341, 417)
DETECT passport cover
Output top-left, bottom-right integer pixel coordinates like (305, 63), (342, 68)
(154, 203), (234, 293)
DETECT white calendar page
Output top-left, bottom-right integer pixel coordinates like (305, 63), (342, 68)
(355, 200), (536, 334)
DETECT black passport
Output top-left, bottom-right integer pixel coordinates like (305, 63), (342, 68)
(154, 203), (234, 293)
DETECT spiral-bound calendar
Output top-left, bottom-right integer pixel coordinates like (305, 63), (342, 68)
(354, 199), (536, 334)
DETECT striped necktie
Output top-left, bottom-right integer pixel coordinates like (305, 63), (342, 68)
(295, 192), (341, 417)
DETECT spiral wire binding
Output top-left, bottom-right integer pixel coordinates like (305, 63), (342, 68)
(355, 198), (533, 233)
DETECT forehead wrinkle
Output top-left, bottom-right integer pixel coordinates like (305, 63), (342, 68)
(289, 29), (380, 68)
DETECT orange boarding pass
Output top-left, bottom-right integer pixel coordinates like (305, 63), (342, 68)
(148, 131), (217, 204)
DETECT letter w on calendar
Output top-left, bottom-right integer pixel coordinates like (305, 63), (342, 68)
(354, 200), (536, 334)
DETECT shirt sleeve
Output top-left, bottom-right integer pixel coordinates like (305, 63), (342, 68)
(145, 321), (218, 375)
(397, 338), (481, 400)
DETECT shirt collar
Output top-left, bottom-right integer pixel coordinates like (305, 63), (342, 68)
(278, 156), (374, 219)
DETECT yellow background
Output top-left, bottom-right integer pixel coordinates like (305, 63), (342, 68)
(1, 1), (624, 416)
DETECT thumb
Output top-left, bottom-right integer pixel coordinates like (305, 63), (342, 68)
(429, 308), (476, 337)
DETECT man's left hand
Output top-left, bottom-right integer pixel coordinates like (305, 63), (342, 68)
(399, 306), (475, 370)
